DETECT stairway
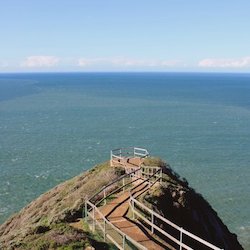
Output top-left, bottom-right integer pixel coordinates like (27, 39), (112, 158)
(96, 181), (169, 250)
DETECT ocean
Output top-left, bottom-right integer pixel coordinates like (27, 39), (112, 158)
(0, 72), (249, 248)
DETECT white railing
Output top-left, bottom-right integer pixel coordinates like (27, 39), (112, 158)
(85, 168), (148, 250)
(84, 167), (164, 250)
(88, 168), (141, 208)
(85, 150), (223, 250)
(110, 147), (149, 166)
(129, 180), (223, 250)
(133, 147), (149, 158)
(140, 165), (162, 182)
(85, 201), (147, 250)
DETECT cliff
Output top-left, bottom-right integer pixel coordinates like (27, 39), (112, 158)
(140, 157), (243, 250)
(0, 158), (243, 249)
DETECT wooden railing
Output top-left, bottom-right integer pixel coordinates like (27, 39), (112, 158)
(85, 149), (223, 250)
(128, 169), (223, 250)
(85, 200), (147, 250)
(85, 167), (148, 249)
(130, 197), (223, 250)
(84, 167), (164, 249)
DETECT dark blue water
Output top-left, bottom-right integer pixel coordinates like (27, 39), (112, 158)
(0, 73), (249, 248)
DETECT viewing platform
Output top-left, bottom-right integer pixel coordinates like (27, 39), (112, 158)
(110, 147), (149, 167)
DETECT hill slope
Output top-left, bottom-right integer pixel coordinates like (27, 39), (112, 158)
(0, 162), (122, 249)
(0, 158), (243, 249)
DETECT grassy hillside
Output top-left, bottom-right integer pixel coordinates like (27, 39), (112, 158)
(0, 161), (123, 249)
(0, 157), (243, 250)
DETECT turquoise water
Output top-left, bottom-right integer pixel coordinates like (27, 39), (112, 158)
(0, 73), (249, 248)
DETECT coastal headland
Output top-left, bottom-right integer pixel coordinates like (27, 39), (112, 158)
(0, 148), (243, 249)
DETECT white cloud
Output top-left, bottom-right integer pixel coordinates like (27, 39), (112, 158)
(198, 56), (250, 68)
(78, 57), (183, 68)
(0, 61), (9, 68)
(21, 56), (60, 68)
(161, 60), (183, 67)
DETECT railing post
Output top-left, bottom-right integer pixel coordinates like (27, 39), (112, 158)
(179, 227), (183, 250)
(151, 213), (154, 233)
(104, 219), (106, 242)
(122, 234), (126, 249)
(123, 177), (125, 193)
(92, 206), (95, 231)
(110, 150), (113, 166)
(84, 202), (88, 222)
(104, 189), (106, 205)
(132, 199), (135, 220)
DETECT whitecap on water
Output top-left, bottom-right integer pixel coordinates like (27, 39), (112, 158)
(0, 207), (8, 214)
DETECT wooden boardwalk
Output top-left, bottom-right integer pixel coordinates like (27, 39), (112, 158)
(85, 148), (223, 250)
(98, 188), (170, 249)
(94, 156), (172, 249)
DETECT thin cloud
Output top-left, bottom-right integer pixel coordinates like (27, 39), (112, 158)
(0, 61), (9, 68)
(78, 57), (183, 68)
(198, 56), (250, 68)
(21, 56), (60, 68)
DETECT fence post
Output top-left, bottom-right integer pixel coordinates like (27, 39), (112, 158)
(151, 213), (154, 233)
(179, 227), (183, 250)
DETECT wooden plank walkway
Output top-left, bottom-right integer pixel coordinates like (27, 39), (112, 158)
(84, 149), (224, 250)
(98, 190), (168, 249)
(93, 157), (173, 250)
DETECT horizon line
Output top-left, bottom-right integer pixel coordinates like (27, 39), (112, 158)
(1, 71), (250, 75)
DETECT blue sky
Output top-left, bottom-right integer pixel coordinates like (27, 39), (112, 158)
(1, 0), (250, 72)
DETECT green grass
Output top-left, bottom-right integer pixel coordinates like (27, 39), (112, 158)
(143, 157), (166, 168)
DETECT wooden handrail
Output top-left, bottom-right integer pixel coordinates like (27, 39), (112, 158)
(85, 150), (223, 250)
(89, 167), (141, 203)
(86, 200), (147, 250)
(129, 177), (223, 250)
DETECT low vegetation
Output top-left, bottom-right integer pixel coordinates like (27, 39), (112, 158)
(140, 157), (243, 250)
(0, 161), (123, 249)
(0, 157), (243, 250)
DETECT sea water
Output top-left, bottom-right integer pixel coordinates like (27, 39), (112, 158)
(0, 72), (249, 248)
